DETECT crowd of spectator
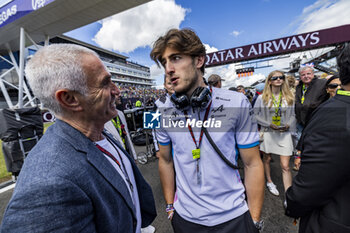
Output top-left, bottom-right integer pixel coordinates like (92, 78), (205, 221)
(116, 83), (166, 109)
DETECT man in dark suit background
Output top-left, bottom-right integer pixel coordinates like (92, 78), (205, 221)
(285, 44), (350, 233)
(0, 44), (156, 233)
(293, 66), (328, 169)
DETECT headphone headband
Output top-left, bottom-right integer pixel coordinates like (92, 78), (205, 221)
(170, 86), (211, 111)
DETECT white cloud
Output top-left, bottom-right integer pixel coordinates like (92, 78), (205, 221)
(204, 43), (218, 53)
(296, 0), (350, 33)
(94, 0), (188, 53)
(301, 0), (332, 15)
(150, 64), (164, 77)
(230, 30), (242, 37)
(272, 0), (349, 75)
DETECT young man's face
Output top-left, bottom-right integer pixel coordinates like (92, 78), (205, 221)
(161, 47), (204, 96)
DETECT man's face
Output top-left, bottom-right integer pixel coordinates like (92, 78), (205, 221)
(326, 78), (341, 98)
(115, 87), (121, 105)
(237, 87), (245, 94)
(299, 68), (314, 85)
(161, 47), (202, 96)
(217, 80), (222, 88)
(81, 54), (118, 124)
(164, 76), (174, 95)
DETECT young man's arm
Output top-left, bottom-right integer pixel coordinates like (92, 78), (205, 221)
(240, 145), (265, 222)
(157, 144), (176, 218)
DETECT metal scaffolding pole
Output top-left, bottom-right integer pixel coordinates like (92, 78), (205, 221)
(0, 68), (15, 108)
(18, 27), (25, 108)
(44, 35), (50, 46)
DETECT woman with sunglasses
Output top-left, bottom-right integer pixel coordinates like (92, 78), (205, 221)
(254, 70), (295, 203)
(325, 75), (341, 98)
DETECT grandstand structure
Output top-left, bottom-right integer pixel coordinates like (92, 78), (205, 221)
(48, 36), (153, 88)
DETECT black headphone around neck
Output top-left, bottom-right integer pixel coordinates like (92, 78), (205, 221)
(170, 86), (212, 111)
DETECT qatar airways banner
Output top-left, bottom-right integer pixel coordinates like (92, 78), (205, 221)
(206, 24), (350, 67)
(0, 0), (56, 28)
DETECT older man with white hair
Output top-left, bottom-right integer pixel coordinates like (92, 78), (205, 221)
(1, 44), (156, 233)
(294, 66), (328, 169)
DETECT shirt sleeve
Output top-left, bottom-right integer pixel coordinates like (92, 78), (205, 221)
(154, 102), (171, 146)
(285, 101), (296, 131)
(235, 96), (259, 148)
(253, 95), (271, 127)
(155, 124), (171, 146)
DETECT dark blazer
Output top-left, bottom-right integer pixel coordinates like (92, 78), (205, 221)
(1, 119), (156, 233)
(295, 78), (328, 126)
(286, 93), (350, 233)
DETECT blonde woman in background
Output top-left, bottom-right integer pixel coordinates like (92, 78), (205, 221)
(286, 75), (297, 94)
(254, 70), (296, 205)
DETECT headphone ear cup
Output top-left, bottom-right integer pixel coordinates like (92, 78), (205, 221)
(171, 93), (190, 110)
(190, 87), (212, 109)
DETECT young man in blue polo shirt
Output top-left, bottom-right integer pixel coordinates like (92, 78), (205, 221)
(150, 28), (265, 232)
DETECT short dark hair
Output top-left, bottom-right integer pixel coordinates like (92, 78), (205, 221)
(325, 74), (340, 86)
(337, 44), (350, 85)
(150, 28), (206, 74)
(208, 74), (222, 86)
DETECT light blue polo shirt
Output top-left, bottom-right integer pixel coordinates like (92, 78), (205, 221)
(155, 87), (259, 226)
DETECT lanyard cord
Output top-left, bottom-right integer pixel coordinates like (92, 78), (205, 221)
(111, 116), (122, 136)
(183, 101), (212, 149)
(111, 116), (125, 140)
(94, 137), (133, 192)
(272, 91), (282, 116)
(301, 84), (307, 104)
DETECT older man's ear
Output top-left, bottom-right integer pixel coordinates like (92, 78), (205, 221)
(55, 89), (83, 112)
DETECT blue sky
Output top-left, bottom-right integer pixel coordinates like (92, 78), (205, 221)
(65, 0), (350, 88)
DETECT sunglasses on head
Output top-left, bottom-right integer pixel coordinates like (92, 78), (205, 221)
(270, 76), (285, 81)
(327, 83), (341, 89)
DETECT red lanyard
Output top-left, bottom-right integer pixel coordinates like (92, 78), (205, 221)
(184, 101), (212, 149)
(95, 143), (121, 166)
(94, 138), (134, 192)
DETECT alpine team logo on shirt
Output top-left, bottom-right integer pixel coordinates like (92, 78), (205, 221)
(143, 110), (161, 129)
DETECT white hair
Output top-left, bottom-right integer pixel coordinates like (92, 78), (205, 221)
(298, 66), (314, 74)
(25, 44), (99, 115)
